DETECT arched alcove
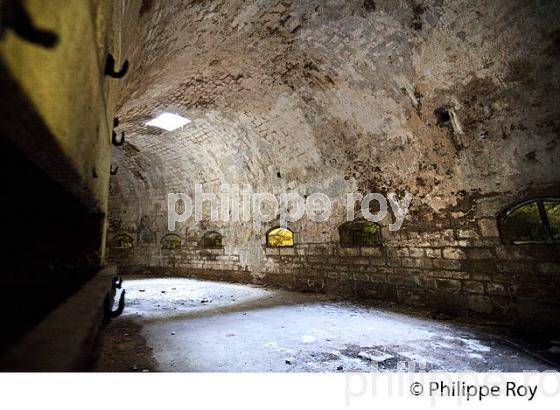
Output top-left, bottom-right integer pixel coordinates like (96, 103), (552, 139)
(338, 219), (382, 247)
(161, 233), (182, 250)
(266, 227), (294, 247)
(201, 231), (224, 249)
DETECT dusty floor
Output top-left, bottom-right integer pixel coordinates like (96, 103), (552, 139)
(96, 277), (558, 372)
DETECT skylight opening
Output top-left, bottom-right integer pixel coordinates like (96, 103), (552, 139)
(146, 112), (191, 131)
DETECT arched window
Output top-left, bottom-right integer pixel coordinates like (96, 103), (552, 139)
(201, 231), (224, 248)
(339, 219), (382, 246)
(161, 233), (182, 250)
(112, 233), (133, 250)
(499, 198), (559, 244)
(266, 227), (294, 247)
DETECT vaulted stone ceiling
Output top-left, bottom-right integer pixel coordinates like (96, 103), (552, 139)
(109, 0), (560, 241)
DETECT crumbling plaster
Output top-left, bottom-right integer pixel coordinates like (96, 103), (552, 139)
(108, 0), (560, 323)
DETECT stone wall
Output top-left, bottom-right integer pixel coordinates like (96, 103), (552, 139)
(107, 0), (560, 331)
(108, 212), (560, 329)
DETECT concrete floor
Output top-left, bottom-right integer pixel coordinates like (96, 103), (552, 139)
(96, 277), (556, 372)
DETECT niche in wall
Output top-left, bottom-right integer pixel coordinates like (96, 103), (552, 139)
(267, 227), (294, 247)
(498, 198), (560, 244)
(339, 219), (382, 246)
(161, 233), (182, 250)
(201, 231), (224, 249)
(112, 233), (133, 250)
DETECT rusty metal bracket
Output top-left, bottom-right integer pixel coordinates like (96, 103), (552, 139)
(112, 276), (123, 290)
(112, 117), (125, 147)
(112, 131), (125, 147)
(0, 0), (59, 48)
(104, 276), (125, 319)
(109, 289), (125, 318)
(104, 289), (125, 319)
(104, 53), (129, 79)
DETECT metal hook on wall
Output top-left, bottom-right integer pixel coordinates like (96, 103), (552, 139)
(111, 289), (125, 317)
(112, 117), (125, 147)
(112, 130), (125, 147)
(113, 276), (123, 290)
(104, 53), (129, 79)
(104, 276), (125, 319)
(104, 289), (125, 319)
(0, 0), (59, 48)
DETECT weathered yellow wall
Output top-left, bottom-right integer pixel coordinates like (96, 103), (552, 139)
(0, 0), (126, 261)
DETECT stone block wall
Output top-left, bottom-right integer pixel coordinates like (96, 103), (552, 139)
(108, 219), (560, 330)
(106, 0), (560, 333)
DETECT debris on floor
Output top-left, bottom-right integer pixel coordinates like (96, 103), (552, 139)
(96, 277), (558, 373)
(357, 349), (393, 363)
